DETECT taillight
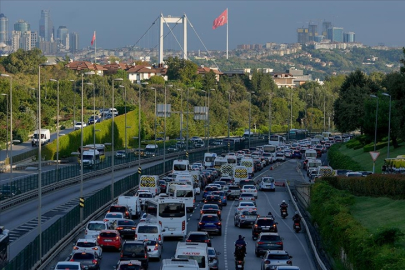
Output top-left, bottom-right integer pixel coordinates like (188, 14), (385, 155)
(116, 236), (119, 240)
(241, 215), (245, 218)
(158, 235), (161, 241)
(216, 222), (221, 225)
(205, 240), (210, 243)
(276, 241), (283, 245)
(287, 260), (292, 265)
(264, 260), (270, 264)
(93, 247), (98, 250)
(134, 234), (137, 239)
(70, 259), (74, 262)
(97, 235), (100, 240)
(182, 221), (185, 230)
(145, 253), (148, 258)
(200, 210), (203, 214)
(73, 246), (79, 250)
(239, 198), (242, 200)
(186, 239), (192, 242)
(154, 244), (159, 250)
(104, 219), (108, 222)
(117, 227), (123, 230)
(92, 260), (98, 264)
(257, 241), (264, 244)
(254, 224), (258, 227)
(199, 222), (203, 225)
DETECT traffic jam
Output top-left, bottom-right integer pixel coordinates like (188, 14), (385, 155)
(53, 137), (336, 270)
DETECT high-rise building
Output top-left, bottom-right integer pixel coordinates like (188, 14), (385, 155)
(20, 31), (32, 51)
(297, 28), (309, 44)
(31, 31), (38, 48)
(57, 26), (69, 47)
(39, 10), (54, 42)
(327, 27), (343, 42)
(70, 32), (79, 52)
(343, 32), (355, 43)
(0, 13), (9, 44)
(11, 30), (20, 51)
(308, 24), (318, 42)
(14, 20), (30, 32)
(322, 21), (332, 37)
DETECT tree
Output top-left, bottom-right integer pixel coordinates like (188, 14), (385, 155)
(165, 57), (199, 85)
(2, 48), (47, 74)
(147, 75), (165, 85)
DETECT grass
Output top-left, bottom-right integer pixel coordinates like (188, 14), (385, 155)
(339, 141), (405, 173)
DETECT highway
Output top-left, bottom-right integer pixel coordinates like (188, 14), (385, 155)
(48, 158), (317, 270)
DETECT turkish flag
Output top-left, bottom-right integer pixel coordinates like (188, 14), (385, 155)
(212, 9), (227, 30)
(91, 31), (96, 45)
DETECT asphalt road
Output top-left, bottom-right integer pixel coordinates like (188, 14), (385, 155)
(49, 158), (316, 270)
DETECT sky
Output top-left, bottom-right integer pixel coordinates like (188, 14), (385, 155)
(2, 1), (405, 51)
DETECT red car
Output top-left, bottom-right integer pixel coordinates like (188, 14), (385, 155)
(96, 230), (122, 251)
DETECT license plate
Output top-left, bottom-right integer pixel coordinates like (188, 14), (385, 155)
(295, 225), (300, 229)
(169, 228), (175, 231)
(263, 228), (270, 231)
(104, 239), (112, 242)
(207, 223), (214, 225)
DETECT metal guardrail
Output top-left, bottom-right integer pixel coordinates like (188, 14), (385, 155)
(286, 182), (329, 270)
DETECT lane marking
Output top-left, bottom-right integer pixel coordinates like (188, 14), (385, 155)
(224, 199), (235, 270)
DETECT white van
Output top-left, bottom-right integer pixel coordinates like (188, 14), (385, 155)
(173, 160), (190, 173)
(233, 166), (248, 184)
(32, 129), (51, 146)
(173, 184), (195, 212)
(140, 175), (159, 196)
(240, 157), (254, 178)
(306, 159), (322, 173)
(305, 149), (317, 159)
(145, 144), (159, 157)
(118, 195), (141, 219)
(136, 220), (164, 245)
(203, 153), (217, 169)
(175, 242), (209, 270)
(161, 258), (199, 270)
(213, 156), (228, 170)
(109, 107), (118, 116)
(84, 144), (105, 156)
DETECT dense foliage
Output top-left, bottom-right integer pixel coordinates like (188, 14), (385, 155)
(309, 181), (405, 270)
(327, 143), (364, 171)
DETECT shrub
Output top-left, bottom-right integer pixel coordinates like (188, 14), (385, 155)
(363, 141), (387, 152)
(328, 144), (364, 171)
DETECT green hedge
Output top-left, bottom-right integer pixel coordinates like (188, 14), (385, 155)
(327, 143), (364, 171)
(363, 141), (387, 152)
(309, 181), (405, 270)
(42, 110), (140, 160)
(322, 175), (405, 199)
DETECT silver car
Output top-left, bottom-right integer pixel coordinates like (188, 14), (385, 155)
(145, 239), (162, 260)
(261, 250), (293, 270)
(234, 209), (258, 227)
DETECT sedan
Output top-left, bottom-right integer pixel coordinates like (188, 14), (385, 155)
(200, 204), (222, 220)
(110, 219), (137, 239)
(208, 247), (221, 270)
(103, 212), (125, 228)
(69, 251), (100, 270)
(239, 192), (256, 205)
(198, 214), (222, 235)
(74, 122), (87, 130)
(234, 209), (259, 228)
(72, 238), (102, 259)
(261, 250), (293, 270)
(241, 185), (258, 198)
(186, 231), (212, 247)
(255, 233), (283, 256)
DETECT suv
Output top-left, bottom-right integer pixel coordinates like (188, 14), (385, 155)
(69, 251), (100, 270)
(120, 240), (149, 270)
(185, 231), (212, 247)
(227, 185), (240, 200)
(252, 216), (278, 239)
(255, 232), (283, 256)
(108, 204), (132, 219)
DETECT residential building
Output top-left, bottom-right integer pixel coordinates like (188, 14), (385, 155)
(20, 31), (32, 51)
(65, 61), (106, 75)
(14, 20), (30, 32)
(39, 10), (54, 42)
(0, 13), (8, 44)
(343, 32), (355, 43)
(70, 32), (79, 52)
(11, 30), (20, 51)
(197, 65), (223, 81)
(272, 73), (296, 88)
(38, 40), (57, 55)
(327, 27), (343, 42)
(127, 65), (167, 83)
(31, 31), (38, 48)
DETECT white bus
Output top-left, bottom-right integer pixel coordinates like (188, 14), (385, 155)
(173, 160), (190, 173)
(145, 197), (187, 239)
(173, 184), (195, 212)
(268, 135), (285, 146)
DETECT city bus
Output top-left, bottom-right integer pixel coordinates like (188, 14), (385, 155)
(289, 129), (308, 140)
(268, 135), (286, 146)
(144, 197), (187, 239)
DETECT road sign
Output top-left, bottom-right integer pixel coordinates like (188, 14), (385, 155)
(79, 197), (84, 208)
(369, 151), (380, 161)
(138, 166), (142, 174)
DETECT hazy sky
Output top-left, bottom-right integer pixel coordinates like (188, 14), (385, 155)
(2, 1), (405, 50)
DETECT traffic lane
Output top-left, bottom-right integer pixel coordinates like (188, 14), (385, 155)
(0, 163), (73, 182)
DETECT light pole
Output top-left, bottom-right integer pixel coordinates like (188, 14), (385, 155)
(38, 62), (56, 262)
(227, 90), (233, 152)
(200, 90), (208, 150)
(177, 88), (183, 142)
(248, 91), (255, 148)
(1, 93), (8, 160)
(207, 89), (215, 152)
(111, 78), (123, 200)
(323, 90), (326, 132)
(289, 88), (293, 141)
(119, 85), (128, 154)
(69, 80), (75, 125)
(382, 93), (391, 158)
(150, 87), (157, 145)
(268, 92), (272, 143)
(138, 86), (141, 175)
(186, 87), (194, 152)
(307, 93), (313, 134)
(86, 82), (97, 163)
(370, 94), (379, 174)
(49, 79), (60, 180)
(163, 84), (172, 173)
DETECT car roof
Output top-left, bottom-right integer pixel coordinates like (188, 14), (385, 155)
(188, 231), (209, 235)
(266, 250), (289, 255)
(259, 232), (279, 236)
(76, 238), (97, 243)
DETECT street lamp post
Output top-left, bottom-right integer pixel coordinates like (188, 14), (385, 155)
(227, 90), (233, 152)
(1, 93), (8, 160)
(186, 87), (194, 152)
(307, 93), (313, 134)
(177, 88), (183, 142)
(138, 87), (141, 175)
(200, 90), (208, 150)
(382, 93), (392, 158)
(323, 91), (326, 132)
(150, 87), (157, 145)
(207, 89), (215, 152)
(163, 84), (173, 173)
(268, 93), (272, 143)
(248, 91), (255, 148)
(86, 82), (97, 165)
(49, 79), (60, 180)
(111, 78), (123, 200)
(69, 80), (75, 125)
(370, 94), (379, 173)
(119, 85), (128, 154)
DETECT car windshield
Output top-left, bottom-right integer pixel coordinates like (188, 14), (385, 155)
(72, 253), (95, 260)
(202, 215), (219, 222)
(118, 265), (142, 270)
(262, 178), (274, 183)
(106, 213), (122, 218)
(118, 220), (135, 226)
(99, 232), (118, 238)
(145, 240), (157, 246)
(123, 244), (145, 254)
(87, 223), (105, 231)
(56, 264), (80, 269)
(176, 190), (194, 197)
(241, 193), (253, 197)
(240, 202), (254, 207)
(76, 241), (96, 248)
(188, 234), (208, 241)
(267, 254), (290, 260)
(159, 203), (186, 217)
(110, 206), (126, 212)
(257, 219), (274, 226)
(203, 205), (218, 210)
(241, 210), (257, 215)
(137, 226), (158, 233)
(243, 185), (255, 189)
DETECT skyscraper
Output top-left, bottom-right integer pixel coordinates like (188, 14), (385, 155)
(57, 26), (69, 47)
(11, 30), (20, 51)
(39, 10), (54, 41)
(297, 28), (309, 44)
(14, 20), (30, 32)
(343, 32), (356, 43)
(322, 21), (332, 37)
(0, 13), (8, 44)
(70, 32), (79, 52)
(308, 24), (318, 42)
(327, 27), (343, 42)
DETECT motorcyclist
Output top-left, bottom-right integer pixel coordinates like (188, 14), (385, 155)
(292, 211), (301, 223)
(234, 235), (247, 258)
(267, 212), (274, 219)
(280, 200), (288, 211)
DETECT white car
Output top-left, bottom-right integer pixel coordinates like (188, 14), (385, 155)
(259, 177), (276, 191)
(235, 201), (256, 214)
(85, 221), (108, 239)
(115, 150), (127, 158)
(241, 185), (258, 198)
(74, 122), (87, 130)
(53, 261), (82, 270)
(275, 152), (286, 162)
(145, 239), (162, 259)
(73, 238), (102, 259)
(238, 193), (256, 205)
(103, 212), (124, 228)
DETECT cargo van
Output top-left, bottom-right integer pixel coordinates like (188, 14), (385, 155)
(139, 175), (159, 196)
(233, 166), (248, 184)
(175, 242), (209, 270)
(161, 258), (199, 270)
(240, 158), (254, 178)
(136, 220), (164, 245)
(118, 195), (141, 219)
(32, 129), (51, 146)
(203, 153), (217, 169)
(172, 184), (195, 212)
(109, 107), (118, 116)
(81, 150), (101, 168)
(145, 144), (158, 157)
(173, 160), (190, 173)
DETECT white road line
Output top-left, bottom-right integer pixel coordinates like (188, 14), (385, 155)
(224, 199), (235, 270)
(262, 189), (315, 269)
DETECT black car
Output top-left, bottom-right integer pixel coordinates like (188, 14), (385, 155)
(111, 219), (137, 239)
(167, 145), (180, 153)
(88, 115), (100, 125)
(252, 216), (278, 239)
(200, 204), (221, 220)
(69, 251), (100, 270)
(204, 195), (222, 210)
(120, 240), (149, 270)
(186, 231), (212, 247)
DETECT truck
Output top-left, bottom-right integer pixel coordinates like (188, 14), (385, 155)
(316, 166), (335, 179)
(117, 195), (141, 219)
(240, 157), (255, 178)
(31, 129), (51, 146)
(81, 149), (101, 168)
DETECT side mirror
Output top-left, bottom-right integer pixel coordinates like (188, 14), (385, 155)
(162, 229), (166, 232)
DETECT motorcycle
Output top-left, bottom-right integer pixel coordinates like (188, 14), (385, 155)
(234, 242), (246, 270)
(235, 258), (244, 270)
(293, 221), (301, 233)
(280, 208), (288, 219)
